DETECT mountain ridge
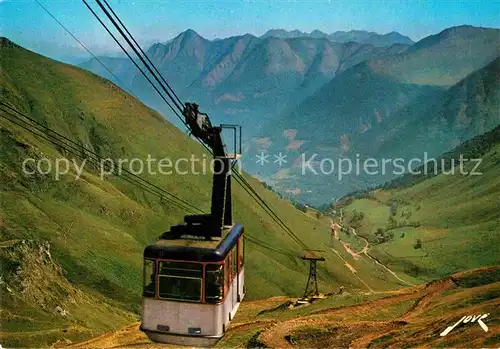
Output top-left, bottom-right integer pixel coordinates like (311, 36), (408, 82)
(249, 25), (500, 204)
(77, 25), (500, 205)
(261, 28), (415, 46)
(80, 30), (407, 136)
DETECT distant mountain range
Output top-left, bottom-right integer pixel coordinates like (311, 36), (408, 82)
(80, 29), (409, 134)
(250, 25), (500, 204)
(260, 29), (415, 47)
(79, 25), (500, 205)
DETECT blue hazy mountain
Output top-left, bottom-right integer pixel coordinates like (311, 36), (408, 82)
(261, 28), (415, 47)
(80, 29), (407, 135)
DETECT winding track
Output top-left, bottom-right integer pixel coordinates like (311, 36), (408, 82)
(67, 269), (499, 348)
(259, 277), (463, 348)
(329, 219), (415, 287)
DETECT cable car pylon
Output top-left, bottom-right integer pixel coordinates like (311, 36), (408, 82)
(301, 250), (325, 298)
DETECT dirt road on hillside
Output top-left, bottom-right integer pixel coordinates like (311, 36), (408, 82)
(259, 273), (500, 348)
(329, 220), (414, 287)
(259, 285), (425, 348)
(66, 268), (499, 349)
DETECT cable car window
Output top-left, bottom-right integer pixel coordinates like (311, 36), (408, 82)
(224, 258), (230, 290)
(143, 259), (156, 297)
(158, 261), (202, 302)
(238, 237), (244, 269)
(231, 249), (237, 279)
(205, 264), (224, 303)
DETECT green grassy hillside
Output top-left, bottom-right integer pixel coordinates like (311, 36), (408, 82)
(0, 38), (407, 347)
(335, 127), (500, 282)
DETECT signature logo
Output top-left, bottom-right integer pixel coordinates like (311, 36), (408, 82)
(440, 314), (489, 336)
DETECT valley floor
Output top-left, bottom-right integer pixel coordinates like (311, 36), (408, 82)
(63, 267), (499, 349)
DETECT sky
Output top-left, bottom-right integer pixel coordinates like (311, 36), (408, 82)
(1, 0), (499, 63)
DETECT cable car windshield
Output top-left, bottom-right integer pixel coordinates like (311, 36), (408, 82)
(158, 261), (203, 302)
(205, 264), (224, 303)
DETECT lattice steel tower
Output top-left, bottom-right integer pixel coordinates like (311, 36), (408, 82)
(301, 250), (325, 297)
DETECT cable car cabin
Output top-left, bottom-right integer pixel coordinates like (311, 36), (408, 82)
(140, 224), (245, 347)
(141, 103), (244, 346)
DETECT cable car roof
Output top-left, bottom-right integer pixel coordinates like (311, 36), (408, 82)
(144, 224), (244, 262)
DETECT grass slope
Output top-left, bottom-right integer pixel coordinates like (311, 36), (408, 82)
(0, 38), (404, 347)
(336, 127), (500, 281)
